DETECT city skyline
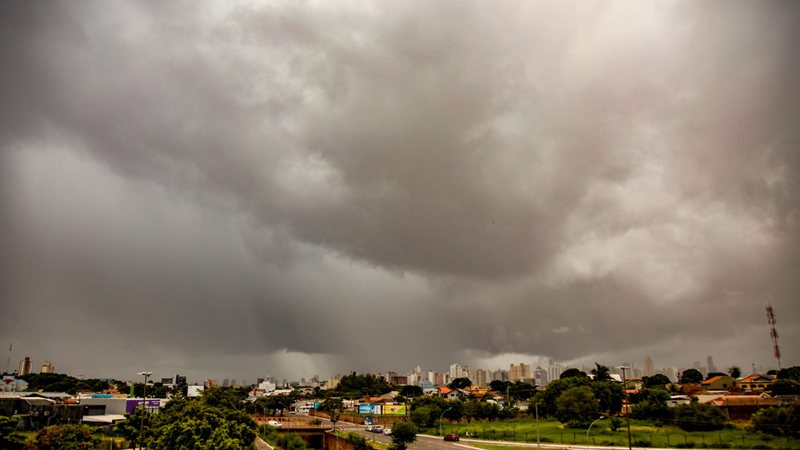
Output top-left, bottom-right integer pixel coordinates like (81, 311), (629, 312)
(1, 1), (798, 382)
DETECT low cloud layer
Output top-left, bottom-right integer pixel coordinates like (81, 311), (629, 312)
(1, 0), (798, 382)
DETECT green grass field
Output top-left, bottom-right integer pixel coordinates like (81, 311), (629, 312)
(428, 418), (799, 449)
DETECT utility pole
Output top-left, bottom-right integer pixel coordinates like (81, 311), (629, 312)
(620, 366), (632, 450)
(138, 371), (152, 450)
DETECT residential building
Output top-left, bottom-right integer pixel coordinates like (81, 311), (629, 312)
(509, 363), (532, 382)
(707, 356), (716, 374)
(644, 357), (654, 377)
(474, 369), (490, 386)
(701, 375), (735, 391)
(449, 364), (465, 380)
(40, 361), (55, 374)
(492, 369), (509, 382)
(18, 357), (33, 376)
(737, 375), (774, 392)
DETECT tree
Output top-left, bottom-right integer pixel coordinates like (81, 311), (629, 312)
(751, 405), (800, 437)
(768, 379), (800, 396)
(590, 380), (623, 415)
(534, 375), (590, 417)
(146, 400), (256, 449)
(489, 380), (511, 393)
(728, 366), (742, 379)
(335, 372), (393, 398)
(705, 372), (726, 380)
(448, 377), (472, 390)
(318, 398), (344, 430)
(0, 416), (25, 450)
(642, 374), (671, 389)
(113, 407), (151, 449)
(679, 369), (703, 384)
(399, 385), (422, 397)
(28, 424), (100, 449)
(591, 363), (611, 381)
(631, 388), (671, 420)
(507, 381), (537, 400)
(390, 421), (418, 450)
(560, 368), (587, 379)
(777, 366), (800, 381)
(201, 386), (248, 409)
(554, 386), (599, 427)
(674, 402), (727, 431)
(276, 433), (309, 450)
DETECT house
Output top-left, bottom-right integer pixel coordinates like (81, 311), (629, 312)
(701, 375), (735, 391)
(710, 393), (778, 420)
(437, 387), (466, 400)
(737, 375), (774, 392)
(666, 395), (692, 407)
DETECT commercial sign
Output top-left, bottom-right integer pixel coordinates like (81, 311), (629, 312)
(358, 404), (373, 414)
(125, 399), (161, 414)
(382, 404), (406, 415)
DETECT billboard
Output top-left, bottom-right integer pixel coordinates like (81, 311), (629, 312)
(125, 399), (161, 414)
(358, 404), (373, 414)
(382, 404), (406, 415)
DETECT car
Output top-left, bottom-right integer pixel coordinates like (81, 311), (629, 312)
(444, 434), (460, 442)
(365, 425), (375, 432)
(383, 428), (392, 436)
(371, 425), (383, 433)
(267, 420), (282, 427)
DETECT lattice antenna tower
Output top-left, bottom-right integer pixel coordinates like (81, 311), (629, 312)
(766, 298), (781, 371)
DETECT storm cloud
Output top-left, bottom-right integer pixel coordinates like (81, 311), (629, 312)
(1, 0), (798, 382)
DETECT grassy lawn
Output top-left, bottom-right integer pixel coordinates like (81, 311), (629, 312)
(427, 418), (799, 449)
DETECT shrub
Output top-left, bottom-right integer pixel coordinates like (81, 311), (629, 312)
(674, 402), (727, 431)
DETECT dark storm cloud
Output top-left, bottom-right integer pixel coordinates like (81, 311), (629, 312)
(1, 0), (798, 380)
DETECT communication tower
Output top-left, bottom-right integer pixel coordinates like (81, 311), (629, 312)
(766, 301), (781, 370)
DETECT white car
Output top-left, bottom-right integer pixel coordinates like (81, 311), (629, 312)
(267, 420), (282, 427)
(383, 428), (392, 436)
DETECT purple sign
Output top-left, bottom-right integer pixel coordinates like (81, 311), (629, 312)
(126, 399), (160, 414)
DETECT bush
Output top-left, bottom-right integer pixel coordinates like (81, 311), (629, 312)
(632, 439), (651, 447)
(29, 424), (101, 449)
(609, 416), (622, 431)
(309, 418), (322, 425)
(674, 442), (696, 448)
(751, 405), (800, 437)
(674, 402), (727, 431)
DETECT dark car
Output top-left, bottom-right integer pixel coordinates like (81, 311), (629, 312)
(444, 434), (460, 442)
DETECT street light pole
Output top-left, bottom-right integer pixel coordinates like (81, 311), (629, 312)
(438, 407), (453, 437)
(535, 402), (540, 449)
(137, 371), (152, 450)
(586, 415), (605, 440)
(619, 366), (632, 450)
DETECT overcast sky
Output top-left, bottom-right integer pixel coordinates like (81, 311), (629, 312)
(1, 0), (798, 383)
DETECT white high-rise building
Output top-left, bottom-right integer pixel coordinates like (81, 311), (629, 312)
(449, 363), (465, 380)
(644, 357), (654, 377)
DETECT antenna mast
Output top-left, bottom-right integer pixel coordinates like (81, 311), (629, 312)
(766, 300), (782, 371)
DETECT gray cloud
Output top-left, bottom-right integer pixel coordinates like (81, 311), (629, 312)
(1, 0), (798, 381)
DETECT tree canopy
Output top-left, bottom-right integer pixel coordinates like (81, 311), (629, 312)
(642, 374), (671, 388)
(590, 363), (611, 381)
(679, 369), (704, 384)
(560, 368), (588, 379)
(554, 386), (599, 427)
(448, 377), (472, 390)
(333, 372), (393, 398)
(390, 421), (418, 450)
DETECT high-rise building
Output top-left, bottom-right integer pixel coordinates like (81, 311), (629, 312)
(644, 357), (654, 377)
(707, 356), (716, 374)
(546, 361), (564, 385)
(475, 369), (490, 386)
(18, 356), (32, 376)
(40, 361), (55, 374)
(534, 366), (547, 386)
(509, 363), (532, 381)
(175, 374), (187, 385)
(449, 364), (464, 380)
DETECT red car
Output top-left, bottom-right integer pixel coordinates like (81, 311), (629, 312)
(444, 434), (460, 442)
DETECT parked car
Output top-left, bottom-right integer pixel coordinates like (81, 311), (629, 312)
(267, 420), (282, 427)
(371, 425), (383, 433)
(383, 428), (392, 436)
(444, 434), (459, 442)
